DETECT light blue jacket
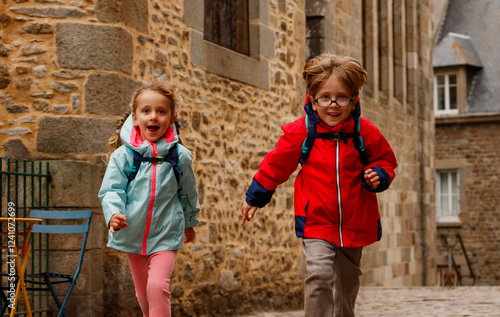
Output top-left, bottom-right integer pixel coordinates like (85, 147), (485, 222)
(98, 115), (200, 255)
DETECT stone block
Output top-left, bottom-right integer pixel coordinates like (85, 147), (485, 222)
(1, 139), (30, 159)
(14, 77), (32, 90)
(183, 0), (204, 30)
(0, 127), (31, 135)
(48, 160), (104, 208)
(19, 22), (54, 34)
(50, 81), (78, 93)
(32, 100), (49, 112)
(102, 253), (140, 315)
(190, 29), (205, 69)
(9, 6), (86, 18)
(0, 43), (10, 57)
(84, 72), (142, 116)
(47, 250), (91, 295)
(36, 116), (116, 154)
(64, 293), (100, 317)
(0, 62), (10, 89)
(95, 0), (148, 32)
(0, 14), (11, 27)
(56, 23), (133, 74)
(42, 249), (103, 316)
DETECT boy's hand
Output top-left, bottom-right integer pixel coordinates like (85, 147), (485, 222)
(109, 213), (128, 233)
(184, 227), (196, 243)
(241, 201), (259, 224)
(364, 168), (380, 189)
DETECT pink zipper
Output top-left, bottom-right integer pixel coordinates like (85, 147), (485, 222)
(142, 141), (157, 255)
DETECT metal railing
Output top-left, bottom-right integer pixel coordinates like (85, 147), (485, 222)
(1, 157), (51, 316)
(440, 233), (476, 286)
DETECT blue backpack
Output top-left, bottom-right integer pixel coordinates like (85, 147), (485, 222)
(127, 144), (183, 183)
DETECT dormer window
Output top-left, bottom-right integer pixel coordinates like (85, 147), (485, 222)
(434, 73), (458, 114)
(432, 32), (483, 117)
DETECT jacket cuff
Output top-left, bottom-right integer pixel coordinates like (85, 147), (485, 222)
(245, 178), (275, 208)
(362, 167), (390, 193)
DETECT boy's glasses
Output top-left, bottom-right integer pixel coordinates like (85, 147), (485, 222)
(314, 95), (356, 108)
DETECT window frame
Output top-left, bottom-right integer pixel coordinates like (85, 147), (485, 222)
(434, 73), (459, 115)
(435, 169), (461, 224)
(184, 0), (274, 90)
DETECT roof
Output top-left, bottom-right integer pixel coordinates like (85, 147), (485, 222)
(435, 0), (500, 114)
(433, 33), (482, 68)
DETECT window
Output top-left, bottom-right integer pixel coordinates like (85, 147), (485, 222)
(434, 74), (458, 114)
(436, 170), (460, 223)
(204, 0), (249, 55)
(184, 0), (273, 89)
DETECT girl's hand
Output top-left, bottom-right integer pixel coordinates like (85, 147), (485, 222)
(184, 227), (196, 243)
(109, 213), (128, 233)
(241, 201), (258, 224)
(364, 168), (380, 189)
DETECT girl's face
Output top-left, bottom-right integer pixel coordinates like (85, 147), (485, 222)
(310, 75), (355, 127)
(132, 90), (175, 142)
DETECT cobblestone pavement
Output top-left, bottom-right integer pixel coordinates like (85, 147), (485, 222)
(242, 286), (500, 317)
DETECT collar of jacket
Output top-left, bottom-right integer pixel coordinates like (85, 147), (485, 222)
(119, 114), (179, 157)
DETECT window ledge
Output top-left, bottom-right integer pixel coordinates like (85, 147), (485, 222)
(436, 113), (500, 126)
(437, 221), (462, 228)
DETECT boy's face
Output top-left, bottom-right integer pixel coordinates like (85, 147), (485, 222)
(132, 90), (176, 142)
(310, 75), (355, 127)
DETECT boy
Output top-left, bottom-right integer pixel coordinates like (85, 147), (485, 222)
(241, 53), (398, 317)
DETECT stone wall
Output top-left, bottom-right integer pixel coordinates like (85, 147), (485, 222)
(435, 118), (500, 285)
(1, 0), (436, 316)
(1, 0), (307, 315)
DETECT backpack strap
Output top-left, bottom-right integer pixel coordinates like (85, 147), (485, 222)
(127, 145), (184, 183)
(128, 150), (143, 182)
(299, 116), (369, 166)
(299, 115), (317, 165)
(352, 116), (369, 165)
(163, 144), (183, 184)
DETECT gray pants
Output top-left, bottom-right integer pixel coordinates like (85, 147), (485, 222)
(303, 239), (363, 317)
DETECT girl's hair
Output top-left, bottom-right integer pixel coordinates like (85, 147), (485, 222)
(107, 82), (180, 152)
(302, 52), (367, 98)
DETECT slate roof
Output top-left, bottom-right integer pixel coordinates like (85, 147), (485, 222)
(433, 33), (482, 68)
(434, 0), (500, 114)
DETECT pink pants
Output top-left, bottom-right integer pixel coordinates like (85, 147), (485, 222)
(127, 251), (177, 317)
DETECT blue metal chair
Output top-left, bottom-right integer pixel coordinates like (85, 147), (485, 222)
(26, 210), (92, 317)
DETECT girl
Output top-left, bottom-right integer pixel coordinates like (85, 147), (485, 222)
(99, 82), (200, 317)
(241, 53), (398, 316)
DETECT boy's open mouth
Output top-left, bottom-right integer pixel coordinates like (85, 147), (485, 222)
(148, 126), (160, 133)
(327, 113), (341, 117)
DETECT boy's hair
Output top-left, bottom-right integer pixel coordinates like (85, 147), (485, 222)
(302, 52), (367, 98)
(107, 81), (180, 152)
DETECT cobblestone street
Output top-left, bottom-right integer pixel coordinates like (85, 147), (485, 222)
(243, 286), (500, 317)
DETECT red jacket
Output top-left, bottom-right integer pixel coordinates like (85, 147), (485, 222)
(245, 101), (397, 248)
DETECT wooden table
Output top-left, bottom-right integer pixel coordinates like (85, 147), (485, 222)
(0, 217), (43, 317)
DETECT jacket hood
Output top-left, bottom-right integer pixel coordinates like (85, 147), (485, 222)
(120, 114), (179, 156)
(303, 94), (361, 132)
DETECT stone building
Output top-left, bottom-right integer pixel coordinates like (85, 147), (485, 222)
(433, 0), (500, 286)
(1, 0), (435, 316)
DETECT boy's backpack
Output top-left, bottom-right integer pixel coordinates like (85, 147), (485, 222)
(299, 101), (369, 166)
(127, 144), (183, 184)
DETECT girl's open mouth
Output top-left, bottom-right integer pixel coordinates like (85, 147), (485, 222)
(148, 126), (160, 133)
(327, 113), (341, 117)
